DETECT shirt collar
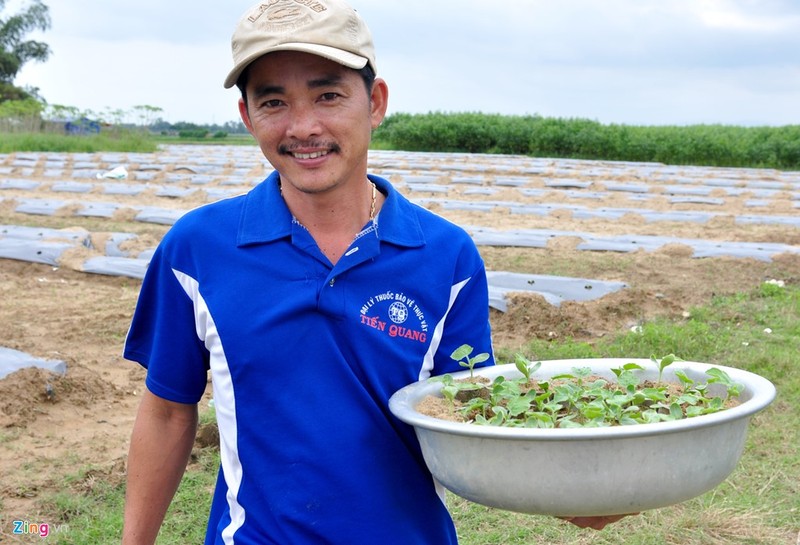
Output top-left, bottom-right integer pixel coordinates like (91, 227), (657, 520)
(237, 171), (426, 249)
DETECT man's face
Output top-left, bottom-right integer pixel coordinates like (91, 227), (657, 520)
(239, 50), (387, 196)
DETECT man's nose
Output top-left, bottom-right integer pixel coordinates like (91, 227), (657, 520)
(286, 103), (322, 139)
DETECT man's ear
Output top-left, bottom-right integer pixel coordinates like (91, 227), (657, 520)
(369, 77), (389, 130)
(238, 98), (254, 135)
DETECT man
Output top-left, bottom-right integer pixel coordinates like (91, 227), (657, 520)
(122, 1), (495, 543)
(122, 1), (631, 542)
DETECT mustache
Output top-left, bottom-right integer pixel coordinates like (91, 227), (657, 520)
(279, 142), (341, 155)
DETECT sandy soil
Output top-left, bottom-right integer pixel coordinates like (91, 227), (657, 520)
(0, 147), (798, 525)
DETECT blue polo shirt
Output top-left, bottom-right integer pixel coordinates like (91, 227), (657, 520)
(124, 172), (494, 544)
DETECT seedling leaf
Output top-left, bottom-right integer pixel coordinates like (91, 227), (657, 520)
(674, 370), (694, 386)
(451, 344), (473, 361)
(471, 353), (491, 365)
(514, 354), (529, 379)
(652, 353), (678, 383)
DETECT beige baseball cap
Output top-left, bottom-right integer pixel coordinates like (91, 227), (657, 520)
(224, 0), (377, 89)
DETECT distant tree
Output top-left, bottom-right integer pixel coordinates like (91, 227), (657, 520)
(223, 119), (248, 134)
(0, 0), (50, 100)
(0, 79), (28, 100)
(133, 104), (163, 128)
(44, 102), (80, 121)
(101, 107), (127, 125)
(0, 95), (43, 131)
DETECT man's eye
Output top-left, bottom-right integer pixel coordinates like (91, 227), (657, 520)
(320, 92), (340, 101)
(261, 99), (283, 108)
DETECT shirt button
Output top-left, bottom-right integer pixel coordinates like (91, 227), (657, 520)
(329, 277), (336, 287)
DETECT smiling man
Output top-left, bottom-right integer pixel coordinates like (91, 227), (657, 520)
(120, 1), (637, 542)
(237, 49), (386, 264)
(121, 1), (495, 544)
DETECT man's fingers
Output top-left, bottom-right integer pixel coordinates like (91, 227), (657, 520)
(559, 513), (638, 530)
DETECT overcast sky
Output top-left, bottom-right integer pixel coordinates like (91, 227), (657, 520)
(9, 0), (800, 127)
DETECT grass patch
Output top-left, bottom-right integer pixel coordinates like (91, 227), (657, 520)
(151, 133), (256, 147)
(373, 113), (800, 170)
(30, 284), (799, 544)
(450, 496), (795, 545)
(0, 131), (258, 154)
(34, 446), (217, 544)
(6, 115), (800, 170)
(0, 131), (159, 154)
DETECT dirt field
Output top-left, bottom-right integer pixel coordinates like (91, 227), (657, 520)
(1, 146), (799, 529)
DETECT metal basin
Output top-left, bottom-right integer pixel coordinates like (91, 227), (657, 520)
(389, 358), (776, 517)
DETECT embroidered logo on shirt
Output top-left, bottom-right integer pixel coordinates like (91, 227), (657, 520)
(359, 291), (428, 343)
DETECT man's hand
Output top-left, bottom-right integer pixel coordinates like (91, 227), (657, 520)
(559, 513), (637, 530)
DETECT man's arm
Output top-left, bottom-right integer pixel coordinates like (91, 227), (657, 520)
(122, 389), (199, 545)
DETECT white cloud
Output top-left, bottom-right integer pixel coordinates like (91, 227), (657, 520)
(693, 0), (800, 32)
(7, 0), (800, 125)
(17, 34), (241, 124)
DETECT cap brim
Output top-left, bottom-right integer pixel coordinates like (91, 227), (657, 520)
(224, 44), (370, 89)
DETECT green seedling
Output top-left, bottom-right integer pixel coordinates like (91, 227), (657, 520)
(450, 343), (490, 378)
(431, 349), (745, 429)
(437, 374), (460, 404)
(436, 374), (483, 406)
(514, 353), (542, 383)
(706, 367), (745, 397)
(652, 353), (678, 383)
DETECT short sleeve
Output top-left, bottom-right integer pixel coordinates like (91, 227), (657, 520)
(124, 242), (209, 404)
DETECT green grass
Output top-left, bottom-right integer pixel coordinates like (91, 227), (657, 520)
(0, 131), (158, 154)
(29, 283), (800, 544)
(372, 113), (800, 170)
(0, 130), (259, 153)
(34, 448), (218, 545)
(5, 115), (800, 170)
(151, 133), (256, 147)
